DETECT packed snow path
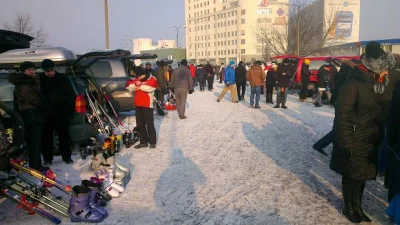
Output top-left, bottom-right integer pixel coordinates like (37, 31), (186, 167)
(0, 83), (391, 225)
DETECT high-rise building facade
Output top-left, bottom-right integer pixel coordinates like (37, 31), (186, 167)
(133, 38), (177, 55)
(185, 0), (290, 64)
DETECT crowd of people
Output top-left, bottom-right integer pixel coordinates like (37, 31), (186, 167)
(4, 40), (400, 224)
(167, 41), (400, 224)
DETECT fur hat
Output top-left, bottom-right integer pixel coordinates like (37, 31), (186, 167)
(20, 61), (35, 72)
(361, 51), (396, 75)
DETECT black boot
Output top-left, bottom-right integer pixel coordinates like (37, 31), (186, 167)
(342, 178), (362, 223)
(353, 181), (372, 222)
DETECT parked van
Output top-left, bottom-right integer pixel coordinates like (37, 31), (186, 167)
(270, 55), (360, 91)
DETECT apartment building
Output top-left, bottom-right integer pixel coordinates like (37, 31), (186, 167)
(132, 38), (176, 54)
(185, 0), (290, 64)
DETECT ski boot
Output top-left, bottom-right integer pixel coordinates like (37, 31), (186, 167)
(123, 131), (132, 148)
(81, 180), (109, 207)
(80, 180), (108, 217)
(104, 155), (131, 187)
(95, 168), (125, 193)
(90, 177), (120, 198)
(69, 186), (105, 223)
(102, 150), (127, 179)
(104, 153), (130, 173)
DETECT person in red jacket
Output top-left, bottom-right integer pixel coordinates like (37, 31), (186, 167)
(126, 67), (158, 149)
(189, 63), (197, 87)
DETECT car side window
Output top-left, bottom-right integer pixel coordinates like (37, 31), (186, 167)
(90, 60), (113, 78)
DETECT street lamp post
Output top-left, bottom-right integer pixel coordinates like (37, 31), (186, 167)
(169, 26), (186, 48)
(104, 0), (110, 50)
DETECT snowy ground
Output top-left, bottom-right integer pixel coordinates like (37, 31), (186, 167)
(0, 82), (392, 225)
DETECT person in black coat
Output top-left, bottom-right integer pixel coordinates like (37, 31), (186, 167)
(315, 61), (337, 107)
(330, 41), (396, 223)
(265, 64), (277, 104)
(8, 61), (51, 171)
(40, 59), (75, 165)
(204, 62), (214, 91)
(313, 59), (359, 155)
(299, 59), (310, 101)
(195, 65), (207, 91)
(274, 62), (291, 109)
(235, 61), (247, 101)
(383, 81), (400, 223)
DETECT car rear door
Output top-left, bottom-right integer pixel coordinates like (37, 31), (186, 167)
(90, 59), (134, 112)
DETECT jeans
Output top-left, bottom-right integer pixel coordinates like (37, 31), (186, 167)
(276, 87), (288, 106)
(250, 86), (261, 107)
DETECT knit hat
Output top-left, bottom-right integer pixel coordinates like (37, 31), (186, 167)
(41, 59), (55, 70)
(20, 61), (35, 72)
(365, 41), (385, 59)
(304, 59), (310, 65)
(229, 60), (236, 66)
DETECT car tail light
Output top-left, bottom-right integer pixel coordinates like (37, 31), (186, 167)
(75, 94), (87, 113)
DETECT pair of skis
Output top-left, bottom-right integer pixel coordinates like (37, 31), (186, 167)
(0, 169), (70, 224)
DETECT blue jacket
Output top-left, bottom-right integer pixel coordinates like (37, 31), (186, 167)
(224, 66), (235, 85)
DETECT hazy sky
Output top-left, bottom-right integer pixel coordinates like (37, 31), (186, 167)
(0, 0), (399, 54)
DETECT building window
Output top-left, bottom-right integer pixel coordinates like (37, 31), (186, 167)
(214, 51), (216, 55)
(241, 49), (246, 54)
(241, 30), (245, 36)
(235, 31), (237, 36)
(241, 39), (245, 44)
(241, 9), (246, 15)
(241, 19), (245, 24)
(228, 21), (230, 26)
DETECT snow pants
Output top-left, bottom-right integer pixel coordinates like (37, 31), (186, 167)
(135, 107), (156, 145)
(217, 84), (238, 102)
(175, 88), (188, 118)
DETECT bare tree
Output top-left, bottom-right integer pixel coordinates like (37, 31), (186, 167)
(3, 12), (49, 48)
(253, 0), (344, 57)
